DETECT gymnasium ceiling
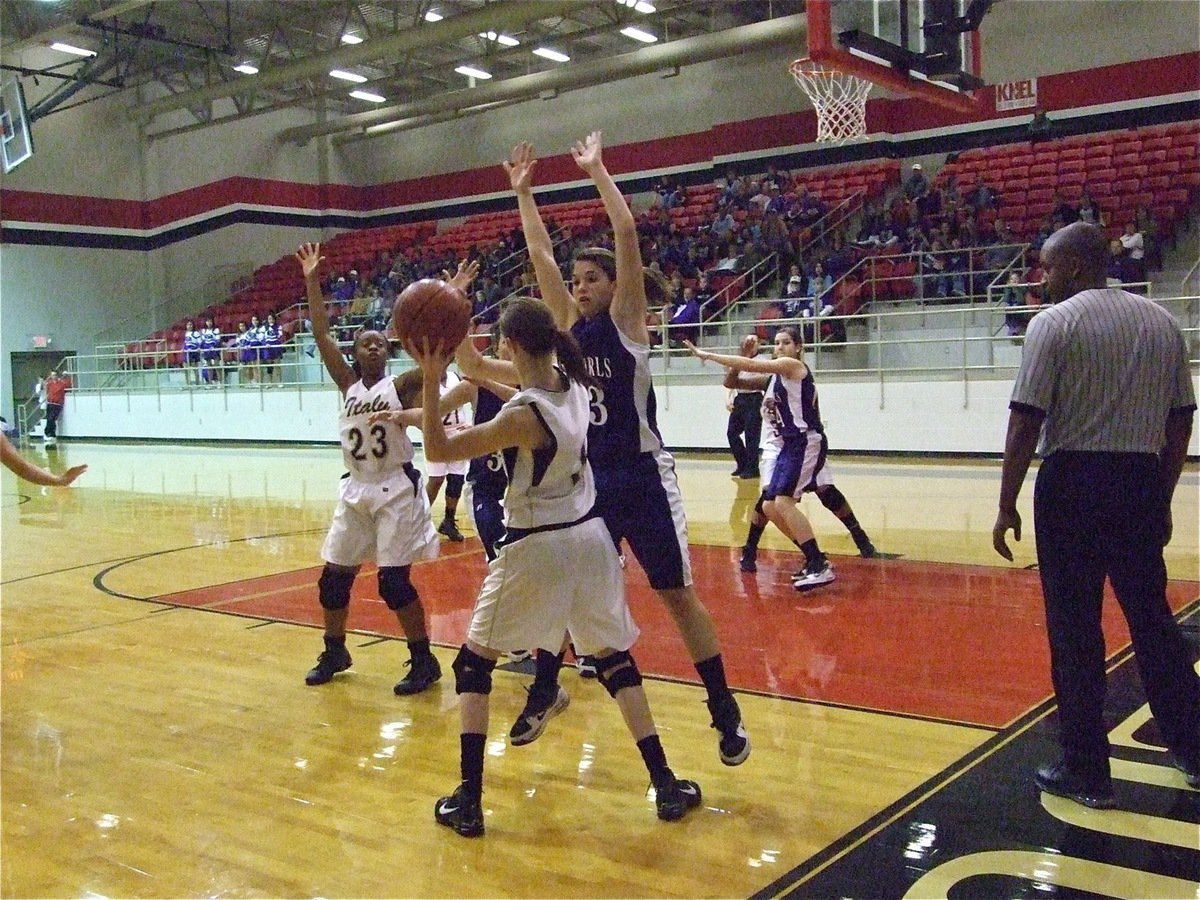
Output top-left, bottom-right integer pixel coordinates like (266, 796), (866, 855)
(0, 0), (806, 143)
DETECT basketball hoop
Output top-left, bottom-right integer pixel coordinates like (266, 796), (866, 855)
(789, 58), (872, 145)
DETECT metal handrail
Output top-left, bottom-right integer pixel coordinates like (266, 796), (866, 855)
(58, 293), (1200, 402)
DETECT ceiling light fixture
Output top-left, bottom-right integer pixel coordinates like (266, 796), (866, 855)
(619, 26), (657, 43)
(329, 69), (368, 83)
(340, 34), (364, 45)
(617, 0), (656, 11)
(50, 41), (96, 57)
(233, 63), (259, 75)
(479, 31), (519, 47)
(349, 90), (386, 103)
(424, 11), (443, 22)
(532, 47), (570, 63)
(454, 65), (492, 80)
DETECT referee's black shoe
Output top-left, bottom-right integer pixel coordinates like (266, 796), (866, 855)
(1034, 761), (1115, 809)
(305, 645), (352, 685)
(707, 692), (751, 766)
(394, 653), (442, 695)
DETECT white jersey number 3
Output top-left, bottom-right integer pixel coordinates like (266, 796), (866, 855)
(588, 385), (608, 426)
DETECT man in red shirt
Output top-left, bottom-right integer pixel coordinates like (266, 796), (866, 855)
(43, 370), (70, 446)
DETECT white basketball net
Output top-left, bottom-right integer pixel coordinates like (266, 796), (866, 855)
(789, 58), (872, 144)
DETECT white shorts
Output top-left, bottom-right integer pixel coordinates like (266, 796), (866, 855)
(467, 516), (638, 656)
(321, 468), (439, 568)
(426, 459), (468, 478)
(760, 440), (782, 487)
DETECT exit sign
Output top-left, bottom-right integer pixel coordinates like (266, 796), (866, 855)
(31, 335), (52, 348)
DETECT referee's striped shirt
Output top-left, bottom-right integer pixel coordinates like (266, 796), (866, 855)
(1010, 288), (1196, 456)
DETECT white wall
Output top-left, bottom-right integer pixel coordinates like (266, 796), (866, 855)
(56, 375), (1200, 457)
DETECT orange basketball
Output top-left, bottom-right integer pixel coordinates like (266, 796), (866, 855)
(392, 279), (472, 351)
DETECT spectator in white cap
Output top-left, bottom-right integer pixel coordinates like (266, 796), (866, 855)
(904, 163), (929, 200)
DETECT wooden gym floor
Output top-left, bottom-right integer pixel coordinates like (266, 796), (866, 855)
(2, 442), (1197, 899)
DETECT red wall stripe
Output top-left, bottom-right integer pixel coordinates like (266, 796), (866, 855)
(3, 52), (1196, 235)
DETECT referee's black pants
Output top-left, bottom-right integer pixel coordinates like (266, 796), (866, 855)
(1035, 452), (1200, 781)
(727, 392), (763, 476)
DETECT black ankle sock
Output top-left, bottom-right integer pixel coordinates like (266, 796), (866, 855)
(324, 634), (346, 651)
(695, 654), (730, 700)
(534, 649), (565, 691)
(744, 521), (766, 551)
(636, 734), (673, 787)
(798, 539), (825, 568)
(407, 638), (432, 660)
(460, 732), (486, 797)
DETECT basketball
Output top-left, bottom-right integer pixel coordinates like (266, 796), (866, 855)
(391, 279), (472, 352)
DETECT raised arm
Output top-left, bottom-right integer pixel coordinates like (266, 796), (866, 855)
(295, 242), (356, 393)
(1, 434), (87, 486)
(571, 131), (649, 342)
(505, 142), (575, 330)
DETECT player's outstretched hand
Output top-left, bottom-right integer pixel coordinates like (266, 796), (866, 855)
(57, 464), (88, 486)
(504, 142), (538, 193)
(992, 508), (1021, 561)
(295, 243), (324, 279)
(570, 131), (603, 173)
(682, 340), (706, 361)
(445, 258), (480, 293)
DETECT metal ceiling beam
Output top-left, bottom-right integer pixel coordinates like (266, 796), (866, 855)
(0, 0), (157, 59)
(128, 0), (587, 124)
(278, 13), (806, 144)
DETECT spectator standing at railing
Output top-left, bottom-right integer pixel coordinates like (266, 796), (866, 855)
(42, 370), (70, 447)
(945, 237), (970, 298)
(235, 322), (258, 386)
(201, 318), (222, 386)
(183, 320), (202, 387)
(261, 313), (284, 386)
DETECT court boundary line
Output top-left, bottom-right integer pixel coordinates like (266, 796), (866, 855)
(752, 600), (1200, 899)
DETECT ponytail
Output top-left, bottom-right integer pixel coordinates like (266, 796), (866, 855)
(551, 329), (593, 388)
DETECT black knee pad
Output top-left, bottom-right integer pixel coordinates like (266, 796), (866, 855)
(378, 566), (418, 611)
(445, 473), (465, 500)
(317, 566), (355, 610)
(754, 492), (768, 517)
(818, 485), (847, 512)
(594, 650), (643, 698)
(451, 645), (496, 695)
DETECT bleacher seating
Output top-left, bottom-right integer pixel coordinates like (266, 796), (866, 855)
(936, 121), (1199, 243)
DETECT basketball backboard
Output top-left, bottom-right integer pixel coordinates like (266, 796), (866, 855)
(807, 0), (987, 113)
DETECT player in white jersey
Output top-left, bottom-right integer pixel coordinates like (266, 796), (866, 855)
(686, 326), (875, 591)
(295, 241), (472, 695)
(425, 367), (472, 542)
(410, 298), (701, 838)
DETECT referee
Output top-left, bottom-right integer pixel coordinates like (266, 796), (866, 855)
(993, 221), (1200, 809)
